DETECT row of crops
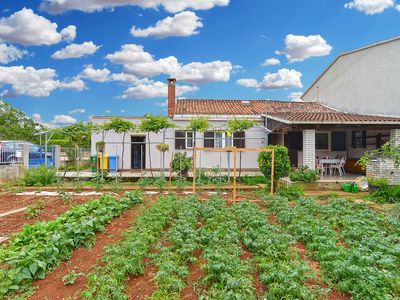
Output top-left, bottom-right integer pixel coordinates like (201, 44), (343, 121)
(0, 191), (143, 298)
(1, 191), (399, 299)
(266, 196), (400, 299)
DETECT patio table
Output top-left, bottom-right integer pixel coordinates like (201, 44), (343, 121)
(319, 159), (342, 175)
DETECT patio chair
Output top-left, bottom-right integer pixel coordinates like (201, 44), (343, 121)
(331, 157), (346, 176)
(315, 158), (327, 175)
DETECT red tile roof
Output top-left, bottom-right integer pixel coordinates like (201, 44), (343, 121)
(175, 99), (400, 124)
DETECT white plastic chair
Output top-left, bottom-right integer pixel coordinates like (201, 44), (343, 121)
(331, 157), (346, 176)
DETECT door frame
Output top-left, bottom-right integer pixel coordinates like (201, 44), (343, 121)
(131, 135), (146, 169)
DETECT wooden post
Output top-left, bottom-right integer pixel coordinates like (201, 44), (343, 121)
(168, 152), (174, 192)
(193, 146), (197, 194)
(270, 149), (275, 195)
(233, 146), (237, 204)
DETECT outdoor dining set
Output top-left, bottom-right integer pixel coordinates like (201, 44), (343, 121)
(316, 157), (347, 176)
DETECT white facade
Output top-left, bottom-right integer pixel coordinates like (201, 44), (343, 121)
(302, 37), (400, 117)
(91, 116), (266, 170)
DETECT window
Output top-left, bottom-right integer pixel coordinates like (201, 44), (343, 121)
(316, 132), (329, 150)
(203, 131), (246, 148)
(186, 131), (194, 149)
(331, 131), (347, 151)
(175, 130), (195, 149)
(215, 132), (224, 148)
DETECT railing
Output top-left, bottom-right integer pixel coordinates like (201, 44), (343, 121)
(0, 144), (23, 165)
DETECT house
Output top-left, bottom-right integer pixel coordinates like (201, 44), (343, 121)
(302, 36), (400, 117)
(91, 38), (400, 173)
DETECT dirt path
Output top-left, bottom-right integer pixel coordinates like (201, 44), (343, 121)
(29, 202), (145, 300)
(0, 196), (98, 236)
(181, 250), (206, 300)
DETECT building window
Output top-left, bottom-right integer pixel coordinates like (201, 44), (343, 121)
(215, 132), (224, 148)
(203, 131), (245, 149)
(186, 131), (194, 149)
(316, 132), (330, 150)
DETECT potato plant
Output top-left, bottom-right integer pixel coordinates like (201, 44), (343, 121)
(198, 197), (254, 299)
(0, 192), (143, 298)
(265, 196), (400, 299)
(232, 201), (319, 299)
(81, 195), (177, 300)
(151, 195), (201, 298)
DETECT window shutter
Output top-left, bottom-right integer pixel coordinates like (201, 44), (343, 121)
(204, 131), (214, 148)
(175, 130), (186, 149)
(331, 131), (347, 151)
(234, 131), (245, 148)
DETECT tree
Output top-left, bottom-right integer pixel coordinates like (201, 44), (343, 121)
(103, 118), (136, 177)
(0, 100), (43, 142)
(139, 115), (174, 177)
(226, 118), (256, 176)
(186, 116), (209, 179)
(258, 145), (291, 186)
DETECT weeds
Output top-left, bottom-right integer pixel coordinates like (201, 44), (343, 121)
(25, 199), (45, 219)
(62, 270), (84, 285)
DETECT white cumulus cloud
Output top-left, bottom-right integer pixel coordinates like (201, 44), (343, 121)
(80, 65), (111, 82)
(106, 44), (233, 83)
(69, 108), (86, 114)
(236, 78), (259, 88)
(345, 0), (394, 15)
(0, 8), (75, 46)
(131, 11), (203, 38)
(0, 44), (28, 64)
(236, 69), (302, 91)
(121, 80), (198, 99)
(60, 25), (77, 42)
(50, 115), (77, 127)
(0, 65), (85, 97)
(277, 34), (332, 63)
(287, 92), (303, 102)
(52, 41), (100, 59)
(262, 58), (280, 67)
(41, 0), (229, 14)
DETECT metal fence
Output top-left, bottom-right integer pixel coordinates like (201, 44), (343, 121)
(0, 143), (23, 165)
(0, 142), (56, 168)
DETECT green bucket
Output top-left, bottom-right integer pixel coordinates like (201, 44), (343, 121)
(342, 183), (352, 192)
(352, 183), (359, 193)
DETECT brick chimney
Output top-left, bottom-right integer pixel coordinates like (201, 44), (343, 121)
(167, 78), (176, 117)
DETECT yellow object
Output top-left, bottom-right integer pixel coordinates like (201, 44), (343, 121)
(226, 131), (232, 137)
(98, 154), (109, 170)
(355, 176), (369, 192)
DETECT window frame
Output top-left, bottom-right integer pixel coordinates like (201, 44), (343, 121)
(185, 131), (194, 149)
(315, 131), (330, 151)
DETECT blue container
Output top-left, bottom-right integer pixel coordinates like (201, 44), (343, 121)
(108, 155), (118, 172)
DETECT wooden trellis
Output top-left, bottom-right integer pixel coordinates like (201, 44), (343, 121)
(192, 146), (275, 204)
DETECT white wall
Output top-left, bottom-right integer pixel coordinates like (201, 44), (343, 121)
(91, 117), (266, 170)
(302, 39), (400, 117)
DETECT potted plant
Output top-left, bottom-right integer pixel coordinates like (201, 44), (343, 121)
(96, 141), (105, 153)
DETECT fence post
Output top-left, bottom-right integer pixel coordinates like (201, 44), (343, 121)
(54, 145), (61, 171)
(21, 144), (30, 169)
(193, 146), (196, 194)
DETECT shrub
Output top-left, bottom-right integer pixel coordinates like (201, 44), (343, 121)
(371, 185), (400, 204)
(289, 167), (319, 182)
(277, 185), (304, 201)
(21, 166), (57, 187)
(237, 176), (266, 185)
(258, 145), (291, 181)
(368, 178), (389, 187)
(172, 152), (193, 177)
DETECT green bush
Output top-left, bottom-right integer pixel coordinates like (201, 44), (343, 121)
(21, 166), (57, 187)
(258, 145), (291, 181)
(371, 184), (400, 204)
(172, 152), (193, 177)
(368, 178), (389, 187)
(289, 167), (319, 182)
(277, 185), (304, 201)
(237, 176), (266, 185)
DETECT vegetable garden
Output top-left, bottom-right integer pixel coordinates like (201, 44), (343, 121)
(0, 189), (399, 299)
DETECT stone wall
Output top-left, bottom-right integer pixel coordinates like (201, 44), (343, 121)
(302, 129), (316, 170)
(0, 165), (25, 184)
(366, 156), (400, 185)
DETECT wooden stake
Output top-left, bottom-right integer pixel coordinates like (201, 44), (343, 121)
(193, 146), (196, 194)
(233, 146), (237, 204)
(168, 152), (174, 192)
(270, 149), (275, 195)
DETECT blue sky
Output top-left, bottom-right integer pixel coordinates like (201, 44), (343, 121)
(0, 0), (399, 127)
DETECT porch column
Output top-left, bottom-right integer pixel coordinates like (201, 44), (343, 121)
(303, 129), (316, 170)
(390, 129), (400, 146)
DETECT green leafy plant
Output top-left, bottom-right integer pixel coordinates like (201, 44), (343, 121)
(21, 166), (57, 187)
(140, 114), (174, 177)
(289, 167), (319, 182)
(171, 152), (192, 177)
(358, 139), (400, 170)
(137, 177), (152, 190)
(371, 184), (400, 203)
(277, 185), (304, 201)
(102, 118), (136, 177)
(62, 270), (84, 285)
(25, 199), (45, 219)
(60, 191), (74, 206)
(258, 145), (291, 182)
(154, 177), (167, 192)
(156, 143), (169, 153)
